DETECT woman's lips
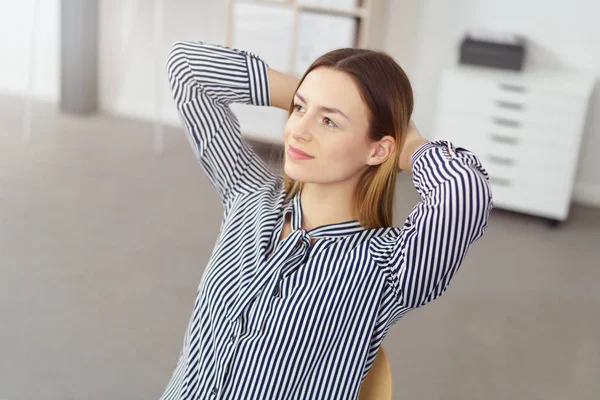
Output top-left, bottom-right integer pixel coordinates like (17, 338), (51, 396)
(287, 145), (314, 161)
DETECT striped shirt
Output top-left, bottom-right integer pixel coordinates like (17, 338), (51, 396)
(161, 41), (493, 400)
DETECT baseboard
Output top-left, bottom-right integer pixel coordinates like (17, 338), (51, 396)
(573, 182), (600, 208)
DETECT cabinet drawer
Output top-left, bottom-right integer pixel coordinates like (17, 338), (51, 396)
(482, 155), (569, 188)
(490, 178), (570, 220)
(434, 110), (580, 148)
(432, 116), (576, 186)
(474, 148), (569, 188)
(438, 94), (585, 133)
(440, 70), (585, 113)
(436, 87), (585, 135)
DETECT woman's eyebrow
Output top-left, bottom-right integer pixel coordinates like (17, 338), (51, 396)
(295, 92), (351, 121)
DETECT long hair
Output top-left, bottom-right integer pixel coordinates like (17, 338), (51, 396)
(283, 48), (414, 229)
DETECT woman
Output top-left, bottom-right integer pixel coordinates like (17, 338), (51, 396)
(162, 41), (492, 399)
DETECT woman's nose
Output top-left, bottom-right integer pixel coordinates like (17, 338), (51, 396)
(291, 115), (313, 142)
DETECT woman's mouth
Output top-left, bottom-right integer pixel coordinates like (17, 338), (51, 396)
(287, 145), (314, 161)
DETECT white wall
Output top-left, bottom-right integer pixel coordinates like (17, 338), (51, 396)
(0, 0), (60, 101)
(0, 0), (227, 125)
(98, 0), (229, 125)
(1, 0), (599, 206)
(384, 0), (600, 207)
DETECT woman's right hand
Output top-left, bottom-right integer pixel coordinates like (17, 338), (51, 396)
(268, 68), (301, 111)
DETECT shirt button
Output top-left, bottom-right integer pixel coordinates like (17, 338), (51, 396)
(229, 333), (236, 343)
(210, 387), (218, 396)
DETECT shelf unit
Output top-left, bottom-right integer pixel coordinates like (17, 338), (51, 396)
(225, 0), (388, 144)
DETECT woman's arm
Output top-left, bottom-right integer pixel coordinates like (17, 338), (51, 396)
(397, 120), (429, 174)
(371, 137), (493, 311)
(267, 68), (300, 111)
(166, 41), (277, 209)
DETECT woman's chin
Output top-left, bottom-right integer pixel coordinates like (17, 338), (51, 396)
(284, 163), (309, 182)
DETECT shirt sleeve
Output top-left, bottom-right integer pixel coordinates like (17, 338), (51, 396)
(166, 41), (278, 211)
(369, 140), (493, 310)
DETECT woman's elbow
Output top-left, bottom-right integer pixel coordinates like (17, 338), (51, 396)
(166, 41), (190, 81)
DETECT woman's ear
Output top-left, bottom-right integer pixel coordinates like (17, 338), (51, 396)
(367, 136), (396, 166)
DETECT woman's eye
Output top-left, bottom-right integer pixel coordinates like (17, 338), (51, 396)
(323, 117), (338, 129)
(292, 104), (337, 128)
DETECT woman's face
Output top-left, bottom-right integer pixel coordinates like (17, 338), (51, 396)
(283, 67), (383, 185)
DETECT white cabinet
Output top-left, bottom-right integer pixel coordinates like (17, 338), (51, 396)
(432, 66), (595, 222)
(226, 0), (388, 144)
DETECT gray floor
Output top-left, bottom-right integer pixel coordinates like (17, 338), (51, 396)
(1, 94), (599, 400)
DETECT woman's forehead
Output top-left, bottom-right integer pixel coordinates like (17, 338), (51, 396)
(298, 67), (368, 116)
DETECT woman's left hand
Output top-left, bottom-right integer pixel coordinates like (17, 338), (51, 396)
(398, 120), (429, 174)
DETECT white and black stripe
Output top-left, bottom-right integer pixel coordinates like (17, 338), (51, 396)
(161, 41), (493, 399)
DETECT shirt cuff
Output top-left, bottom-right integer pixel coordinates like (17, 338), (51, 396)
(245, 51), (271, 107)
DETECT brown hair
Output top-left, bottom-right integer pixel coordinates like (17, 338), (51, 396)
(283, 48), (414, 229)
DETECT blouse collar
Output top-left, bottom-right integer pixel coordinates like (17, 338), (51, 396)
(282, 190), (364, 239)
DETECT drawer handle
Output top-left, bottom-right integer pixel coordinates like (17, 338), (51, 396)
(499, 83), (527, 93)
(495, 100), (525, 111)
(492, 117), (521, 128)
(487, 155), (516, 166)
(490, 133), (519, 145)
(489, 176), (512, 187)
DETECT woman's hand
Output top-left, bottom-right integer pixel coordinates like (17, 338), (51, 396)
(268, 68), (301, 111)
(398, 120), (429, 174)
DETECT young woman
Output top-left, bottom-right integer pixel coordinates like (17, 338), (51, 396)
(161, 41), (492, 399)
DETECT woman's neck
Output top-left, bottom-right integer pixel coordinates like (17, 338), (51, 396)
(299, 181), (359, 231)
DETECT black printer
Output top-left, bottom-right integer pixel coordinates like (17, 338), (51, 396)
(459, 30), (527, 71)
